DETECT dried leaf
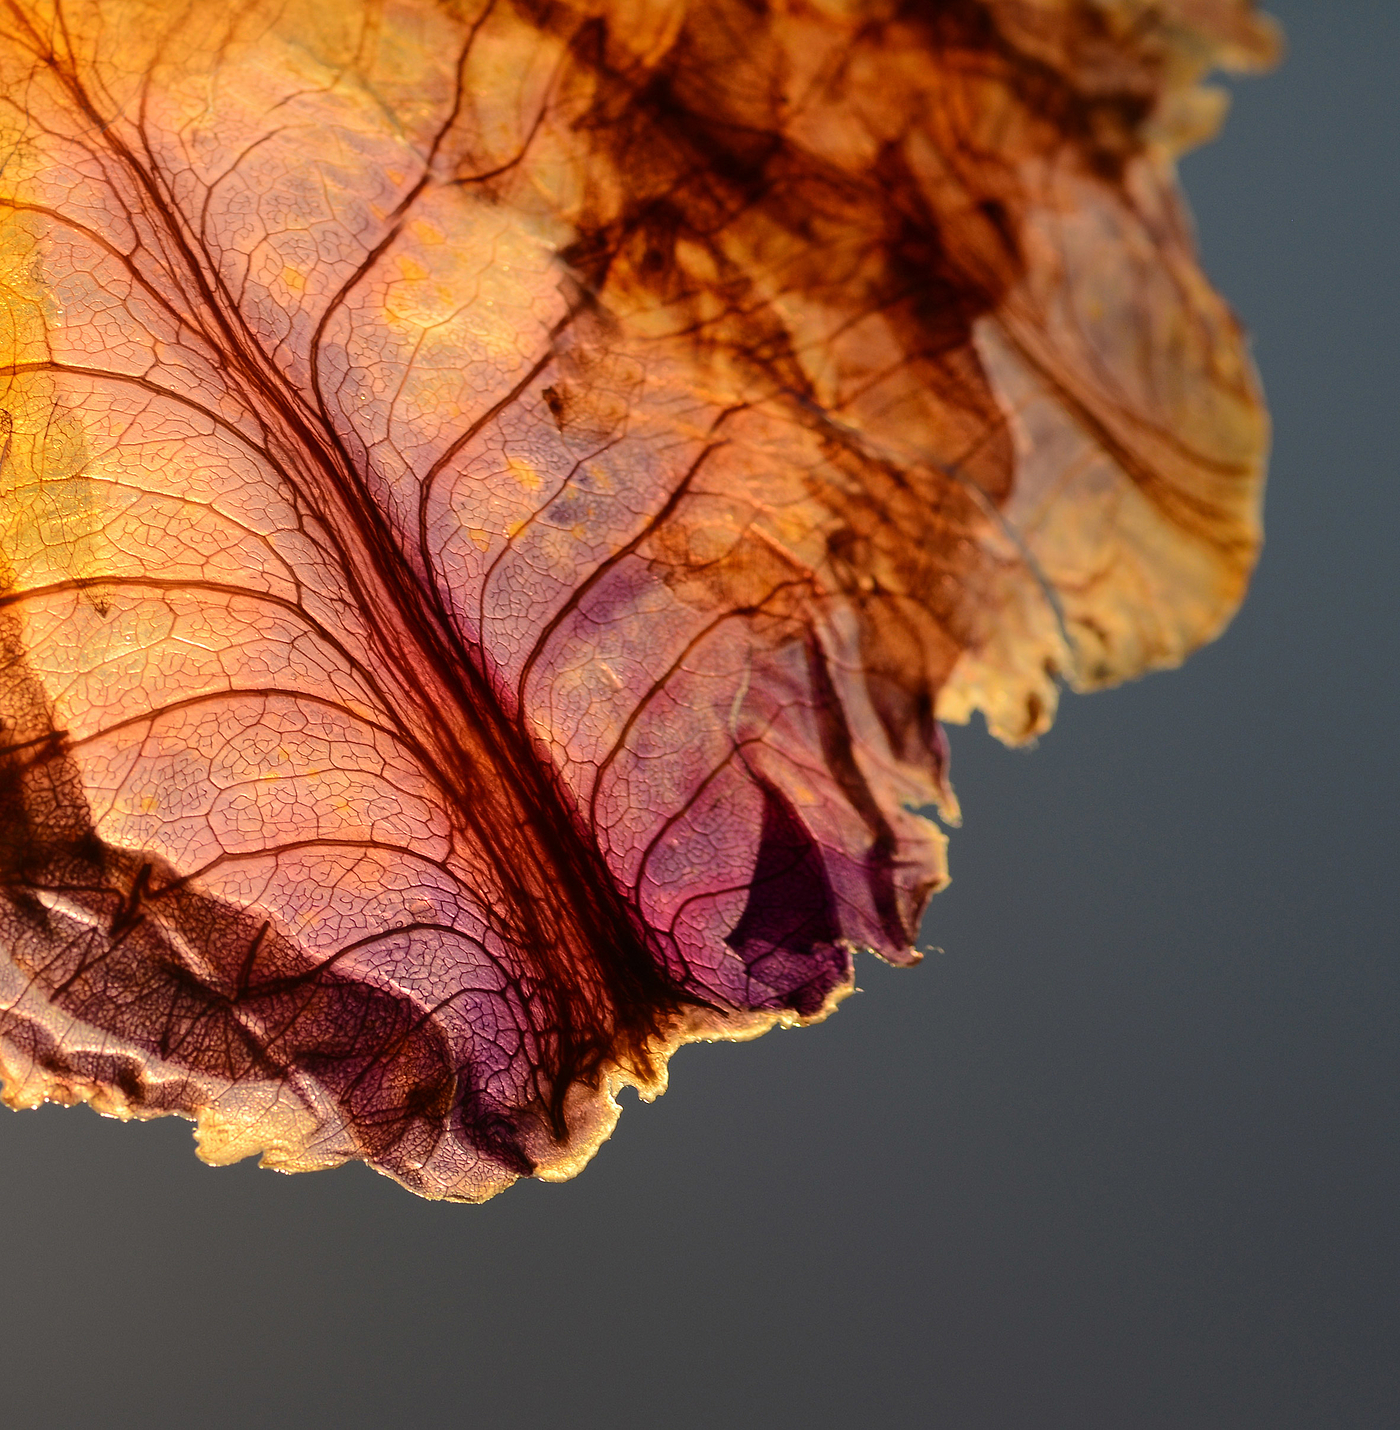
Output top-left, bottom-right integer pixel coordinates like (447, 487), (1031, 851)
(0, 0), (1272, 1198)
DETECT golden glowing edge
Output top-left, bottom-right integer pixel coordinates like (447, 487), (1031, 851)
(0, 972), (857, 1200)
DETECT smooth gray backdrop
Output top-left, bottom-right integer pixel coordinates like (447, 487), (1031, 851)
(2, 5), (1395, 1427)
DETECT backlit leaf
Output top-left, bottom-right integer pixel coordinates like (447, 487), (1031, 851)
(0, 0), (1274, 1198)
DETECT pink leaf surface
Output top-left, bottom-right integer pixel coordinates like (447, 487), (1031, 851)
(0, 0), (1274, 1198)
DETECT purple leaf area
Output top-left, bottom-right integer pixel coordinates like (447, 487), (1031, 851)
(0, 0), (1274, 1199)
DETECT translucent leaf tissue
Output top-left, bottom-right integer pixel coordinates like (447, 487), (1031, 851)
(0, 0), (1274, 1199)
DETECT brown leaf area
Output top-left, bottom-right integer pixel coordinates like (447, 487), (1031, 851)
(0, 0), (1272, 1198)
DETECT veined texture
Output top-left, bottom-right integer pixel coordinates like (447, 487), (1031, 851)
(0, 0), (1273, 1198)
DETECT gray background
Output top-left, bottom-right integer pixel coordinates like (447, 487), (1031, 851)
(2, 4), (1395, 1426)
